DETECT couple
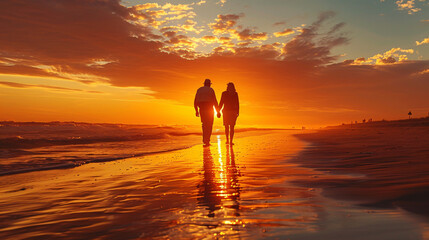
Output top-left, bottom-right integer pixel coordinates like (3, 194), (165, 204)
(194, 79), (239, 147)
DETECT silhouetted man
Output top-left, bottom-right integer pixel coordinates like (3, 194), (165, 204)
(194, 79), (219, 146)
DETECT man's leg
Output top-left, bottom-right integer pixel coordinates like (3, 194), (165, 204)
(203, 117), (214, 145)
(201, 123), (207, 144)
(207, 122), (213, 143)
(201, 108), (214, 145)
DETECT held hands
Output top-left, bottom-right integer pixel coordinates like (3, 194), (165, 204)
(196, 110), (224, 118)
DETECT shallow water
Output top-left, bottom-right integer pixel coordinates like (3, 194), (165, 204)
(0, 122), (203, 175)
(0, 132), (426, 239)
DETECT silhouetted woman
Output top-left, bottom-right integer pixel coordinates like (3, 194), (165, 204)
(218, 82), (239, 145)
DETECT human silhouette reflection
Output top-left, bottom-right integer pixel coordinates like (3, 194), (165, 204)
(225, 146), (240, 214)
(197, 145), (240, 218)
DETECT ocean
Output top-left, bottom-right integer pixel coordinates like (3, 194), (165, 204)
(0, 122), (203, 176)
(0, 122), (277, 176)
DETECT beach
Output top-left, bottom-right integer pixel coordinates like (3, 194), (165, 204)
(1, 126), (428, 239)
(295, 118), (429, 220)
(1, 0), (428, 238)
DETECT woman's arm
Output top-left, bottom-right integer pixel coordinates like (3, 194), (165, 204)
(236, 93), (239, 116)
(218, 92), (225, 112)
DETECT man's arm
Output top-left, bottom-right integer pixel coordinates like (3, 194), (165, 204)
(212, 89), (219, 112)
(217, 92), (224, 118)
(218, 92), (224, 112)
(194, 92), (199, 117)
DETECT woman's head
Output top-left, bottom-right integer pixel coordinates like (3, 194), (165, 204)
(227, 82), (236, 92)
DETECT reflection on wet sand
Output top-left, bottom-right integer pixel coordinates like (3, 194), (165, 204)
(193, 136), (323, 238)
(0, 132), (426, 239)
(191, 135), (324, 238)
(198, 141), (240, 218)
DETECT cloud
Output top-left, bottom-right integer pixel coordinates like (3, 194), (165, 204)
(273, 21), (286, 26)
(235, 29), (268, 41)
(130, 2), (207, 58)
(416, 37), (429, 45)
(132, 2), (199, 30)
(210, 14), (243, 35)
(201, 35), (218, 43)
(349, 47), (415, 65)
(181, 19), (199, 33)
(134, 3), (160, 10)
(282, 11), (349, 65)
(207, 13), (269, 50)
(217, 0), (227, 7)
(0, 0), (189, 87)
(86, 59), (117, 68)
(416, 68), (429, 75)
(209, 14), (268, 43)
(381, 0), (427, 14)
(395, 0), (422, 14)
(274, 28), (295, 37)
(162, 3), (193, 11)
(0, 81), (102, 93)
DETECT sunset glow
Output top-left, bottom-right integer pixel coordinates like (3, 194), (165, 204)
(0, 0), (428, 127)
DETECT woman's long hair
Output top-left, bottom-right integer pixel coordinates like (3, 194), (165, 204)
(227, 82), (236, 93)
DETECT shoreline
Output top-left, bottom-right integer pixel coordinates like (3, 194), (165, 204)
(0, 146), (193, 177)
(0, 129), (289, 177)
(293, 119), (429, 220)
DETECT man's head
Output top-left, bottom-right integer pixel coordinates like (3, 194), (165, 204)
(204, 79), (211, 87)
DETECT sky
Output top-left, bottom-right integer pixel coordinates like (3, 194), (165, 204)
(0, 0), (428, 128)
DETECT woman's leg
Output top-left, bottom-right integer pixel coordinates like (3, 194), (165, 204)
(225, 125), (230, 144)
(230, 125), (235, 145)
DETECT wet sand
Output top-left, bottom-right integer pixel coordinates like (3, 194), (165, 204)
(295, 119), (429, 220)
(0, 131), (427, 239)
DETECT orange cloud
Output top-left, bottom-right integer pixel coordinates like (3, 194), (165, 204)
(417, 69), (429, 75)
(395, 0), (422, 14)
(217, 0), (227, 7)
(132, 2), (198, 29)
(0, 81), (102, 93)
(201, 35), (218, 43)
(162, 3), (193, 12)
(350, 48), (415, 65)
(181, 19), (199, 33)
(274, 28), (294, 37)
(234, 29), (268, 41)
(134, 3), (161, 10)
(208, 14), (268, 49)
(210, 14), (243, 35)
(416, 37), (429, 46)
